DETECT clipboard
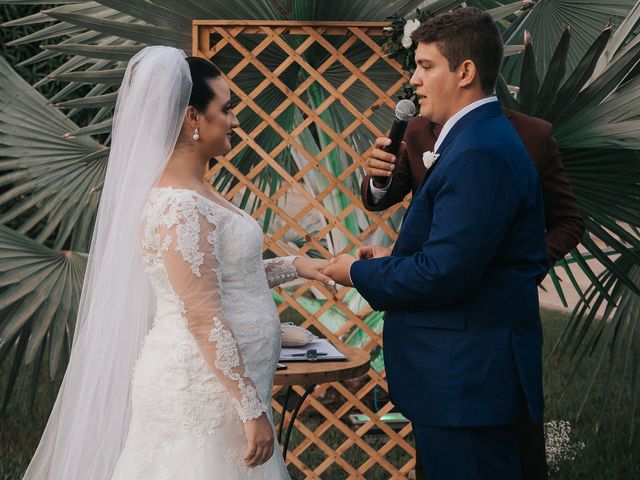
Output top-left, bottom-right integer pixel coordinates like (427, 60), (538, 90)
(279, 338), (347, 362)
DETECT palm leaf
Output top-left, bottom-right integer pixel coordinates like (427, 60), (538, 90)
(43, 42), (144, 61)
(531, 26), (571, 117)
(0, 224), (86, 412)
(43, 11), (189, 47)
(499, 23), (640, 297)
(591, 0), (640, 80)
(0, 55), (106, 251)
(501, 0), (636, 84)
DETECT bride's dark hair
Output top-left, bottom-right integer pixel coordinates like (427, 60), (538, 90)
(185, 56), (222, 112)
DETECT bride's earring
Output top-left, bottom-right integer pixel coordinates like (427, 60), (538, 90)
(193, 126), (200, 141)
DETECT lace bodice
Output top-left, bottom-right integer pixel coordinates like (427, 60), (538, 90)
(139, 186), (298, 423)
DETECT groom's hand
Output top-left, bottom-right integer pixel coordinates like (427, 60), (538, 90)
(356, 245), (392, 260)
(322, 254), (356, 287)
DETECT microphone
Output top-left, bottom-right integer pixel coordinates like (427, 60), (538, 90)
(374, 99), (417, 186)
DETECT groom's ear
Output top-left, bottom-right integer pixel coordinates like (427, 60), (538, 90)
(457, 59), (479, 89)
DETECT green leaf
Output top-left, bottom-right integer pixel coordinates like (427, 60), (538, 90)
(64, 118), (113, 137)
(546, 25), (612, 124)
(92, 0), (192, 30)
(43, 43), (145, 62)
(5, 19), (84, 46)
(591, 0), (640, 79)
(568, 36), (640, 123)
(54, 91), (118, 108)
(487, 1), (532, 23)
(0, 224), (86, 412)
(0, 55), (105, 250)
(43, 11), (190, 48)
(502, 0), (635, 84)
(49, 66), (127, 84)
(532, 26), (570, 118)
(518, 35), (539, 114)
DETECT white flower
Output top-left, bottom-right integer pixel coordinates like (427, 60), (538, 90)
(544, 419), (585, 473)
(423, 151), (440, 170)
(401, 19), (420, 49)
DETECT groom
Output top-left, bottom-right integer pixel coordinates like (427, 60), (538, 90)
(324, 8), (548, 479)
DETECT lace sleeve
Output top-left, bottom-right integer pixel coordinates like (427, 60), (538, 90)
(264, 256), (299, 288)
(154, 198), (267, 423)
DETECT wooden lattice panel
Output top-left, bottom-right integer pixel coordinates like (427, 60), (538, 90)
(193, 21), (413, 479)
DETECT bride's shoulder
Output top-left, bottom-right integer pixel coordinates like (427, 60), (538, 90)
(143, 186), (223, 226)
(150, 183), (198, 194)
(149, 185), (195, 200)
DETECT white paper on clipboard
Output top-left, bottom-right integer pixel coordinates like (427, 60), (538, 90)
(279, 338), (346, 362)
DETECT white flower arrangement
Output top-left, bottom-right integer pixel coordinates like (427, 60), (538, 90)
(382, 10), (432, 103)
(401, 19), (421, 49)
(383, 10), (428, 73)
(544, 419), (585, 473)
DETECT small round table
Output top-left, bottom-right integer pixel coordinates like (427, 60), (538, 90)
(274, 343), (371, 460)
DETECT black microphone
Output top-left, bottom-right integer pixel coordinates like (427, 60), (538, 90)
(373, 99), (417, 186)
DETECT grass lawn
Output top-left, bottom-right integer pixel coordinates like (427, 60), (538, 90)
(1, 308), (638, 479)
(539, 309), (639, 479)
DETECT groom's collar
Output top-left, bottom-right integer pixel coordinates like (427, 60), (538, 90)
(434, 96), (499, 154)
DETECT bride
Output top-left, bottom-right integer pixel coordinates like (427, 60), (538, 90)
(22, 46), (333, 479)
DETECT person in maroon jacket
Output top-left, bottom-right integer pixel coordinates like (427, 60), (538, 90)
(360, 110), (584, 480)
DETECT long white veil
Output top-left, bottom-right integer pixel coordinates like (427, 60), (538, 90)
(22, 46), (192, 480)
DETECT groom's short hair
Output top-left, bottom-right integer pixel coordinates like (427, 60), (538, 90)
(411, 7), (503, 95)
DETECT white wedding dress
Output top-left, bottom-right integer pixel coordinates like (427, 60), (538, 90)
(109, 186), (294, 480)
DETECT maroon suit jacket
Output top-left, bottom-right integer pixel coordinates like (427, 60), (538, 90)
(360, 108), (584, 266)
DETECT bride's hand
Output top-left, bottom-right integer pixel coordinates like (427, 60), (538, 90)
(243, 413), (275, 468)
(293, 257), (335, 286)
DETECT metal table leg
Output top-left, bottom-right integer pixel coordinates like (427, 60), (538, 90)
(277, 386), (292, 443)
(278, 384), (316, 461)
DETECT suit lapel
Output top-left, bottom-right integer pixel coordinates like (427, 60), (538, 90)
(413, 101), (502, 198)
(434, 101), (502, 155)
(394, 101), (503, 247)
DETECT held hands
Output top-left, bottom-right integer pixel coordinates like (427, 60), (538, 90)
(243, 413), (274, 468)
(322, 247), (392, 287)
(295, 247), (391, 288)
(293, 257), (335, 286)
(365, 137), (406, 187)
(322, 254), (357, 287)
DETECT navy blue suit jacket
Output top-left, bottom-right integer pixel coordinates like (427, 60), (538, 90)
(351, 101), (548, 427)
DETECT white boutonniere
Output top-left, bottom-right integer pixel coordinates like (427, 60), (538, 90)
(422, 151), (440, 170)
(401, 19), (420, 48)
